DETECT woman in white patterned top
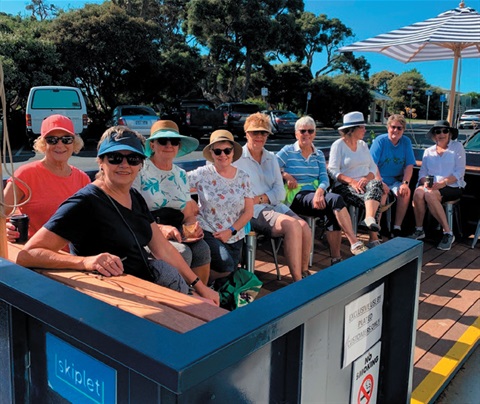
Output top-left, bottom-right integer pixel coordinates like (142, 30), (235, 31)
(189, 130), (254, 284)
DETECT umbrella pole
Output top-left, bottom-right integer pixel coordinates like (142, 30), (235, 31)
(0, 149), (8, 260)
(447, 50), (460, 125)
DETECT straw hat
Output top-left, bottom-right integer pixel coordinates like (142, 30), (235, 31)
(426, 120), (458, 140)
(202, 130), (243, 162)
(338, 111), (366, 130)
(146, 120), (199, 157)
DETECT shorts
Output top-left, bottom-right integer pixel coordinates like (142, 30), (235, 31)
(439, 186), (463, 203)
(148, 259), (189, 294)
(170, 239), (211, 268)
(251, 206), (300, 237)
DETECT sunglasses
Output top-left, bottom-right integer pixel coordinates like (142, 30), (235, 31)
(390, 126), (404, 131)
(104, 152), (144, 166)
(212, 147), (233, 156)
(434, 128), (450, 135)
(248, 131), (269, 137)
(45, 136), (74, 145)
(299, 129), (315, 134)
(156, 138), (181, 146)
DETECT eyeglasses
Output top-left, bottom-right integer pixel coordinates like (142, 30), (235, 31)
(104, 152), (144, 166)
(45, 136), (74, 145)
(434, 128), (450, 135)
(248, 131), (269, 137)
(156, 138), (181, 146)
(299, 129), (315, 134)
(212, 147), (233, 156)
(390, 126), (404, 131)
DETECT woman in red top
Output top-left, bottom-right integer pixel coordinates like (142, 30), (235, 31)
(4, 114), (90, 242)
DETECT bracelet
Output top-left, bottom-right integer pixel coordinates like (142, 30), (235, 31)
(259, 195), (264, 204)
(189, 276), (200, 289)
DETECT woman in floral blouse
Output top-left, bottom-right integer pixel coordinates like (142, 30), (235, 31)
(189, 130), (254, 284)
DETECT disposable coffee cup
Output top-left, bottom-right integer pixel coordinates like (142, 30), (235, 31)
(10, 214), (29, 243)
(425, 175), (434, 188)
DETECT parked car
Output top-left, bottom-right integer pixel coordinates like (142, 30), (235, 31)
(262, 110), (298, 137)
(458, 109), (480, 129)
(110, 105), (159, 138)
(26, 86), (88, 143)
(216, 102), (260, 138)
(162, 99), (226, 139)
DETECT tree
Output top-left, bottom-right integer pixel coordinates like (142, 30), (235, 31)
(185, 0), (304, 100)
(387, 69), (429, 118)
(370, 71), (397, 95)
(26, 0), (58, 21)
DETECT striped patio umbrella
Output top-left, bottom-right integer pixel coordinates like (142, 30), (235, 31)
(339, 1), (480, 125)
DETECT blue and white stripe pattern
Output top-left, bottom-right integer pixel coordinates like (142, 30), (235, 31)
(339, 6), (480, 62)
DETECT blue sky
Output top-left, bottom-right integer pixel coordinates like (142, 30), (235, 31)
(1, 0), (479, 93)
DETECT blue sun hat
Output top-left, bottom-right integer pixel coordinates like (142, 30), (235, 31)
(97, 128), (146, 157)
(146, 120), (199, 158)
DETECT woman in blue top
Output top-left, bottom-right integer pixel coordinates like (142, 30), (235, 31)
(277, 116), (368, 264)
(408, 120), (466, 251)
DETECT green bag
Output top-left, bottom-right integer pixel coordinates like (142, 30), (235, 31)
(218, 268), (263, 311)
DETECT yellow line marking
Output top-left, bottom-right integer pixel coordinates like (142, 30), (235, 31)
(411, 316), (480, 404)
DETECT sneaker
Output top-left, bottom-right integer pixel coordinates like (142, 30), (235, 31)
(391, 228), (402, 238)
(331, 257), (343, 265)
(367, 240), (382, 249)
(351, 242), (368, 255)
(364, 216), (381, 232)
(408, 229), (425, 240)
(437, 233), (455, 251)
(302, 270), (312, 278)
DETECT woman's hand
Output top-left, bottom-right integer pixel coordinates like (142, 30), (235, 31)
(6, 222), (20, 243)
(83, 253), (125, 277)
(195, 283), (220, 306)
(313, 189), (326, 210)
(158, 224), (182, 242)
(350, 178), (365, 194)
(284, 173), (298, 189)
(213, 229), (232, 243)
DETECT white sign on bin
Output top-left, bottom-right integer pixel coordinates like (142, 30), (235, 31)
(343, 283), (384, 368)
(261, 87), (268, 97)
(350, 341), (381, 404)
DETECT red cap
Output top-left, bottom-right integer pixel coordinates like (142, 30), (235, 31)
(41, 114), (76, 137)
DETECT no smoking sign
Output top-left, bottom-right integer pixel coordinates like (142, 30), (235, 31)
(351, 341), (381, 404)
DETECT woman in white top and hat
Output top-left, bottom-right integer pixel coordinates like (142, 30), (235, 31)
(133, 120), (211, 286)
(328, 111), (383, 248)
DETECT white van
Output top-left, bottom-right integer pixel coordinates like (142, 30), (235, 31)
(26, 86), (88, 141)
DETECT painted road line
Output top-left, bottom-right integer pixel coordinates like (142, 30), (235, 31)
(411, 316), (480, 404)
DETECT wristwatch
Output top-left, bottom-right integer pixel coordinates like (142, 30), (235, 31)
(229, 226), (237, 236)
(402, 180), (409, 185)
(259, 194), (265, 204)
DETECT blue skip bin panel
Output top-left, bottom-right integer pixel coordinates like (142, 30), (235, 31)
(46, 333), (117, 404)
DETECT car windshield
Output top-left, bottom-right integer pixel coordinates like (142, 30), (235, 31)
(122, 107), (156, 116)
(233, 104), (259, 113)
(465, 131), (480, 151)
(275, 111), (298, 119)
(462, 110), (480, 117)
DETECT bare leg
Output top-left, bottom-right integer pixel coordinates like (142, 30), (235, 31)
(425, 191), (451, 232)
(334, 207), (359, 246)
(326, 230), (342, 259)
(272, 216), (309, 282)
(395, 188), (411, 227)
(192, 263), (210, 286)
(364, 199), (380, 218)
(209, 270), (229, 282)
(300, 220), (312, 272)
(412, 187), (427, 227)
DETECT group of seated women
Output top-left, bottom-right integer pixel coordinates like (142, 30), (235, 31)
(5, 109), (465, 306)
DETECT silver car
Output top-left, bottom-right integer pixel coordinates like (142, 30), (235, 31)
(110, 105), (159, 138)
(458, 109), (480, 130)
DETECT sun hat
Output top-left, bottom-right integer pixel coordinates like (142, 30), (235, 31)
(146, 120), (199, 158)
(41, 114), (76, 137)
(244, 113), (273, 134)
(426, 120), (458, 140)
(338, 111), (366, 131)
(97, 129), (146, 157)
(202, 130), (243, 162)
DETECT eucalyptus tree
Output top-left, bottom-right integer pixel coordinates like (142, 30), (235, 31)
(185, 0), (304, 101)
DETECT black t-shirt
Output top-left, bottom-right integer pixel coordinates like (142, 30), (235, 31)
(45, 184), (155, 281)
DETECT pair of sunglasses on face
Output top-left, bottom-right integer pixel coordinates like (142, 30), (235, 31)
(298, 129), (315, 134)
(104, 152), (144, 166)
(390, 126), (404, 131)
(212, 147), (233, 156)
(156, 138), (181, 146)
(434, 128), (450, 135)
(45, 136), (75, 145)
